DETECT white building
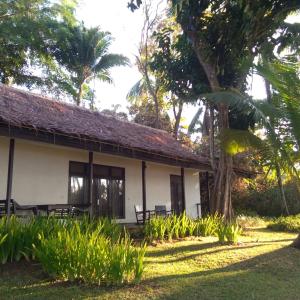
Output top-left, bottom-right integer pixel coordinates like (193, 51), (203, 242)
(0, 85), (212, 223)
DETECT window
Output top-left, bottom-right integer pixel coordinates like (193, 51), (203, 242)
(69, 162), (88, 205)
(93, 164), (125, 219)
(68, 161), (125, 218)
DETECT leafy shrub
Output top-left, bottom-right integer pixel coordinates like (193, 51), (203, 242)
(216, 222), (242, 244)
(0, 216), (59, 264)
(267, 214), (300, 233)
(179, 212), (189, 237)
(225, 223), (243, 244)
(216, 223), (227, 243)
(35, 224), (146, 285)
(233, 180), (300, 217)
(145, 214), (179, 241)
(144, 212), (242, 244)
(144, 213), (223, 241)
(165, 216), (175, 241)
(187, 218), (197, 236)
(194, 214), (222, 237)
(80, 216), (122, 242)
(0, 216), (124, 264)
(172, 215), (180, 239)
(0, 216), (146, 285)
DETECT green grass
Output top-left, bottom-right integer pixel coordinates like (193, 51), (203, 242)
(1, 228), (300, 299)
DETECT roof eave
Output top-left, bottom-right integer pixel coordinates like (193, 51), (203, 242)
(0, 122), (210, 170)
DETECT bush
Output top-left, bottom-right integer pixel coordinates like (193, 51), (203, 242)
(0, 216), (61, 264)
(145, 213), (195, 242)
(144, 213), (223, 241)
(0, 216), (123, 264)
(0, 216), (146, 285)
(267, 214), (300, 233)
(216, 222), (242, 244)
(224, 223), (243, 244)
(216, 223), (227, 243)
(194, 214), (222, 237)
(233, 180), (300, 217)
(35, 223), (146, 285)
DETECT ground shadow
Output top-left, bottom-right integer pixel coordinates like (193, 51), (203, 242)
(148, 244), (267, 264)
(148, 245), (300, 299)
(146, 241), (219, 257)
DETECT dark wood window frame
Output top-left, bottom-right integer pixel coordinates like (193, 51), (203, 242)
(68, 161), (126, 219)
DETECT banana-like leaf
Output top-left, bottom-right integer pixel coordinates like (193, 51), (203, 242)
(220, 129), (269, 156)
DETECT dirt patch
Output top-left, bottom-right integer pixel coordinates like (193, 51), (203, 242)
(0, 260), (47, 280)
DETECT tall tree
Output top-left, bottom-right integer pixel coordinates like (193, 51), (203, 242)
(52, 24), (129, 106)
(151, 22), (209, 138)
(127, 79), (173, 131)
(0, 0), (77, 87)
(130, 0), (165, 128)
(221, 57), (300, 245)
(128, 0), (300, 221)
(257, 58), (300, 191)
(169, 0), (300, 219)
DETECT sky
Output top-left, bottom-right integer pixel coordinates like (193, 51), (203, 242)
(76, 0), (147, 112)
(76, 1), (299, 124)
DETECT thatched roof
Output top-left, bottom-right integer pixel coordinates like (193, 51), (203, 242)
(0, 84), (210, 168)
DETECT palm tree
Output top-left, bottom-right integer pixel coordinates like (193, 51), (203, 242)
(258, 58), (300, 248)
(53, 24), (129, 106)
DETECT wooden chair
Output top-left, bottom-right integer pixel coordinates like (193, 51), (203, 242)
(71, 205), (90, 217)
(0, 199), (16, 216)
(134, 205), (151, 224)
(0, 199), (38, 217)
(155, 205), (173, 217)
(47, 204), (72, 218)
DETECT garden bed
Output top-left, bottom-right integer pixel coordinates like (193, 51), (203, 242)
(1, 228), (300, 299)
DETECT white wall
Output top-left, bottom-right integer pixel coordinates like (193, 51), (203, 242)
(185, 169), (201, 218)
(12, 139), (87, 206)
(146, 162), (200, 218)
(0, 137), (201, 222)
(146, 162), (180, 211)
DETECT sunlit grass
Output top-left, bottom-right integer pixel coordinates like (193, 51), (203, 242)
(1, 228), (300, 299)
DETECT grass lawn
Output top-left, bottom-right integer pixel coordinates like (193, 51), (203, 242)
(1, 228), (300, 299)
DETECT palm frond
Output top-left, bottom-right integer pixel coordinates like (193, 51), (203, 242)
(256, 60), (300, 148)
(202, 90), (282, 131)
(95, 70), (113, 84)
(93, 54), (129, 73)
(126, 78), (148, 100)
(188, 107), (203, 134)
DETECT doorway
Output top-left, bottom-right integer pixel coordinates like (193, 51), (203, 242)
(170, 175), (184, 215)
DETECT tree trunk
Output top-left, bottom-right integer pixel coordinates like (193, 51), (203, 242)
(292, 234), (300, 249)
(153, 91), (160, 128)
(202, 107), (210, 136)
(275, 164), (290, 215)
(76, 83), (83, 106)
(173, 99), (183, 139)
(209, 105), (216, 173)
(210, 103), (233, 220)
(185, 31), (234, 220)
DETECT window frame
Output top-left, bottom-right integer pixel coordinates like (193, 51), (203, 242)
(68, 161), (125, 219)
